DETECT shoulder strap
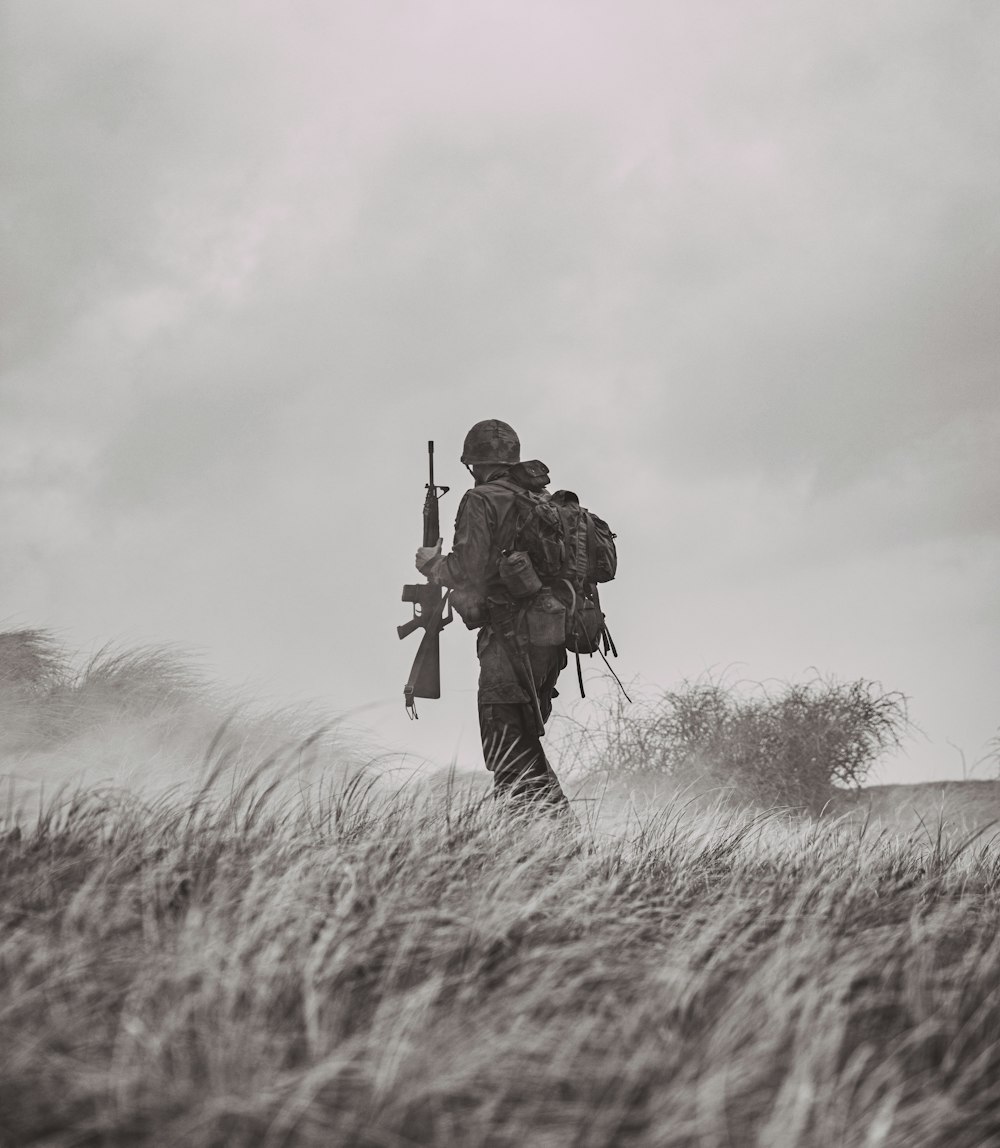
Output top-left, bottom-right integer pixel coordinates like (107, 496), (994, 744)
(571, 507), (590, 592)
(585, 511), (597, 586)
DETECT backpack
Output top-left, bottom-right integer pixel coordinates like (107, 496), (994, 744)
(509, 481), (618, 660)
(511, 489), (616, 589)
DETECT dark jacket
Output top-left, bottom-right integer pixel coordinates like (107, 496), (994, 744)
(425, 467), (567, 706)
(426, 473), (526, 600)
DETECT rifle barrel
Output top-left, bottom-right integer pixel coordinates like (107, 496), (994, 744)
(423, 440), (440, 547)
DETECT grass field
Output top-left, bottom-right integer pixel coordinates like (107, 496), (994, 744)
(3, 631), (1000, 1147)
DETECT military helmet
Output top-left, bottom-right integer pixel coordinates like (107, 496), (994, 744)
(460, 419), (520, 466)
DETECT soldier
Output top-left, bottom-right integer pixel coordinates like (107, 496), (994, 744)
(414, 419), (571, 811)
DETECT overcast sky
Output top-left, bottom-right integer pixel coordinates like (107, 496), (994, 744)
(2, 0), (998, 783)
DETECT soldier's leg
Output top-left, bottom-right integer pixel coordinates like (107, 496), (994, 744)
(477, 627), (570, 811)
(530, 643), (571, 808)
(478, 700), (566, 803)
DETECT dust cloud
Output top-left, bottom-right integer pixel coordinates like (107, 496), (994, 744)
(0, 630), (374, 821)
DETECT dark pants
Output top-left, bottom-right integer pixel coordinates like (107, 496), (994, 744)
(478, 639), (569, 811)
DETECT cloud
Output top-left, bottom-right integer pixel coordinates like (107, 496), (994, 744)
(1, 0), (998, 779)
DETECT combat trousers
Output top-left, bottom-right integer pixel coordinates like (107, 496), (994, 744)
(479, 700), (570, 809)
(477, 632), (569, 811)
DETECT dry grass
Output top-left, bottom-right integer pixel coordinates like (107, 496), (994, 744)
(4, 781), (1000, 1147)
(2, 631), (1000, 1147)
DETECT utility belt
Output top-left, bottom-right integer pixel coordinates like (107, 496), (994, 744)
(488, 587), (567, 649)
(450, 549), (622, 709)
(453, 550), (627, 708)
(451, 550), (610, 657)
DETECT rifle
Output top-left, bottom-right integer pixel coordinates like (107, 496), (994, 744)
(398, 441), (452, 718)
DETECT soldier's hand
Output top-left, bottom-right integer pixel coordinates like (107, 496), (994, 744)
(415, 540), (442, 574)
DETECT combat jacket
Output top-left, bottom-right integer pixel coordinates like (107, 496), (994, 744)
(426, 469), (567, 705)
(426, 475), (525, 599)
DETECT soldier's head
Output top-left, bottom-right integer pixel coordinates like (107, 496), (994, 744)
(460, 419), (520, 481)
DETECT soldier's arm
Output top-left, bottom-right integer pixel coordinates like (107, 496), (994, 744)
(422, 491), (494, 589)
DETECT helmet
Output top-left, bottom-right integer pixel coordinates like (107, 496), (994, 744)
(460, 419), (520, 466)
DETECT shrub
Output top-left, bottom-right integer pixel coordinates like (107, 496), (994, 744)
(558, 675), (909, 809)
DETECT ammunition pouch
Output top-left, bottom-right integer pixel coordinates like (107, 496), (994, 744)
(525, 587), (567, 647)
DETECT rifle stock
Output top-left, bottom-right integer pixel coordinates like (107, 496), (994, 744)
(404, 604), (445, 707)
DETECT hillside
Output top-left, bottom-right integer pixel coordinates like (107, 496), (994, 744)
(832, 780), (1000, 839)
(561, 769), (1000, 845)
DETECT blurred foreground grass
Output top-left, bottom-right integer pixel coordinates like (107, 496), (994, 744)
(3, 778), (1000, 1147)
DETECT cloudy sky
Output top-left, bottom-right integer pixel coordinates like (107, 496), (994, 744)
(3, 0), (998, 783)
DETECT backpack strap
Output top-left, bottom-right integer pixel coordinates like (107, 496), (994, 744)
(507, 487), (540, 548)
(602, 623), (618, 659)
(597, 642), (632, 703)
(586, 513), (597, 586)
(572, 507), (590, 593)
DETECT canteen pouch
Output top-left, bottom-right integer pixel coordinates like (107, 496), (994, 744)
(498, 550), (543, 599)
(525, 588), (567, 647)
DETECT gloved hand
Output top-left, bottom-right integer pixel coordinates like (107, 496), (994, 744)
(415, 539), (442, 575)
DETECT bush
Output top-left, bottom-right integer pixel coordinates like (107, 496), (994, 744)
(557, 675), (909, 809)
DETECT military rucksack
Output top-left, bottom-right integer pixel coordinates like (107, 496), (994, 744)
(507, 479), (618, 665)
(510, 488), (615, 588)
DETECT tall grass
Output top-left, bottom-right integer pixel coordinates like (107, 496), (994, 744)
(2, 631), (997, 1146)
(4, 776), (1000, 1146)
